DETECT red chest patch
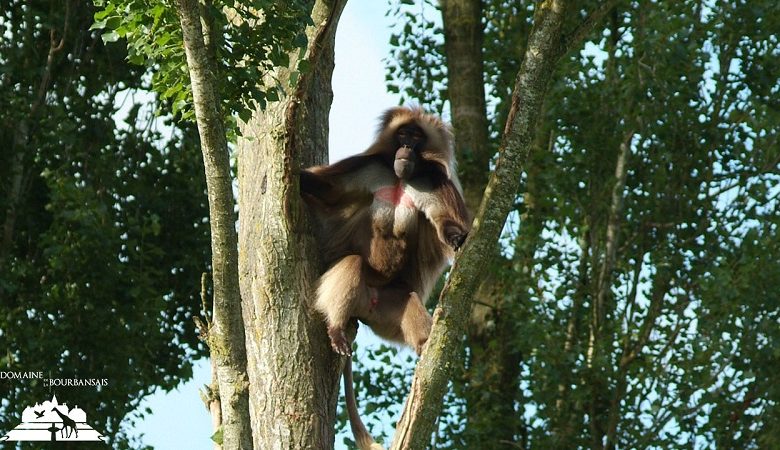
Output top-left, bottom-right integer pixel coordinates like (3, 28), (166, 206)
(375, 184), (415, 208)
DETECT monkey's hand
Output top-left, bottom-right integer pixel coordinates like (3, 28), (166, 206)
(444, 222), (468, 250)
(327, 326), (352, 356)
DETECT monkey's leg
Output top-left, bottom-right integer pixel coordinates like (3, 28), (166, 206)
(399, 291), (433, 355)
(315, 255), (372, 356)
(365, 287), (432, 356)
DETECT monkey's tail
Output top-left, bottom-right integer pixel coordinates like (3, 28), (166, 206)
(344, 357), (385, 450)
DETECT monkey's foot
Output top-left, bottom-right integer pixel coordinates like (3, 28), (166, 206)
(328, 327), (351, 356)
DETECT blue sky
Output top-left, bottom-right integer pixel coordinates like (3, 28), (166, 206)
(136, 3), (400, 448)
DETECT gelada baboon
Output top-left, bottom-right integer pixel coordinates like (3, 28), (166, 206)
(301, 106), (470, 449)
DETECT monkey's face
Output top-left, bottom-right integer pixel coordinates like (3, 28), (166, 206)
(393, 124), (426, 180)
(394, 146), (417, 179)
(396, 124), (427, 150)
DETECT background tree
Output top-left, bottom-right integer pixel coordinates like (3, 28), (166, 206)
(0, 0), (209, 447)
(93, 0), (348, 447)
(5, 0), (779, 448)
(363, 0), (780, 448)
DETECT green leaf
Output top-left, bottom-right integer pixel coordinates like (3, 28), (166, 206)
(105, 16), (122, 30)
(151, 4), (164, 21)
(172, 99), (187, 115)
(93, 3), (115, 21)
(101, 31), (120, 43)
(162, 83), (182, 99)
(289, 70), (300, 87)
(293, 33), (307, 48)
(238, 108), (252, 124)
(90, 19), (108, 30)
(210, 428), (223, 445)
(128, 52), (145, 65)
(156, 32), (172, 46)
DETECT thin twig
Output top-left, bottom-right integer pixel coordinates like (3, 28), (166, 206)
(562, 0), (622, 56)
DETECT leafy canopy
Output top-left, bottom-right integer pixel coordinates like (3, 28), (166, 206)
(91, 0), (314, 134)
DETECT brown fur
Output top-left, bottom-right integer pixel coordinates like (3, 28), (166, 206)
(300, 107), (470, 450)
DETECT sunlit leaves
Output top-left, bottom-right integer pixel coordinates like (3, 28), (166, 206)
(385, 0), (447, 113)
(91, 0), (314, 135)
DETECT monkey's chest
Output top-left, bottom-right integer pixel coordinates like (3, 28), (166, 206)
(368, 184), (419, 279)
(372, 184), (418, 233)
(374, 184), (415, 209)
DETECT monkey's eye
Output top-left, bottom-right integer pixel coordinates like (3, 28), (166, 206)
(397, 126), (425, 147)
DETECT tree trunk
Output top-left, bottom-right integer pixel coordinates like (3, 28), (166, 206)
(176, 0), (251, 448)
(441, 0), (490, 214)
(236, 1), (347, 449)
(586, 130), (632, 449)
(2, 15), (67, 265)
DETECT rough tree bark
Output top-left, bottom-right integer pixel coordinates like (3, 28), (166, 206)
(176, 0), (251, 448)
(236, 1), (347, 449)
(390, 1), (620, 447)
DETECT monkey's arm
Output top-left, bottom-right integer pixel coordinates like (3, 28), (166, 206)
(419, 178), (471, 250)
(300, 155), (381, 206)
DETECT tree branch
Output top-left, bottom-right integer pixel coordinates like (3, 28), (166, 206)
(388, 0), (629, 445)
(390, 1), (570, 447)
(589, 129), (634, 363)
(1, 1), (70, 265)
(562, 0), (622, 56)
(176, 1), (250, 448)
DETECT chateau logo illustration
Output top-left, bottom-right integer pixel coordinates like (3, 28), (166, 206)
(0, 394), (105, 442)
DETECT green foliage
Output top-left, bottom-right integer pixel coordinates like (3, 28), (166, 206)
(0, 0), (209, 447)
(385, 0), (447, 113)
(90, 0), (314, 134)
(482, 0), (533, 140)
(211, 426), (224, 444)
(384, 0), (780, 448)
